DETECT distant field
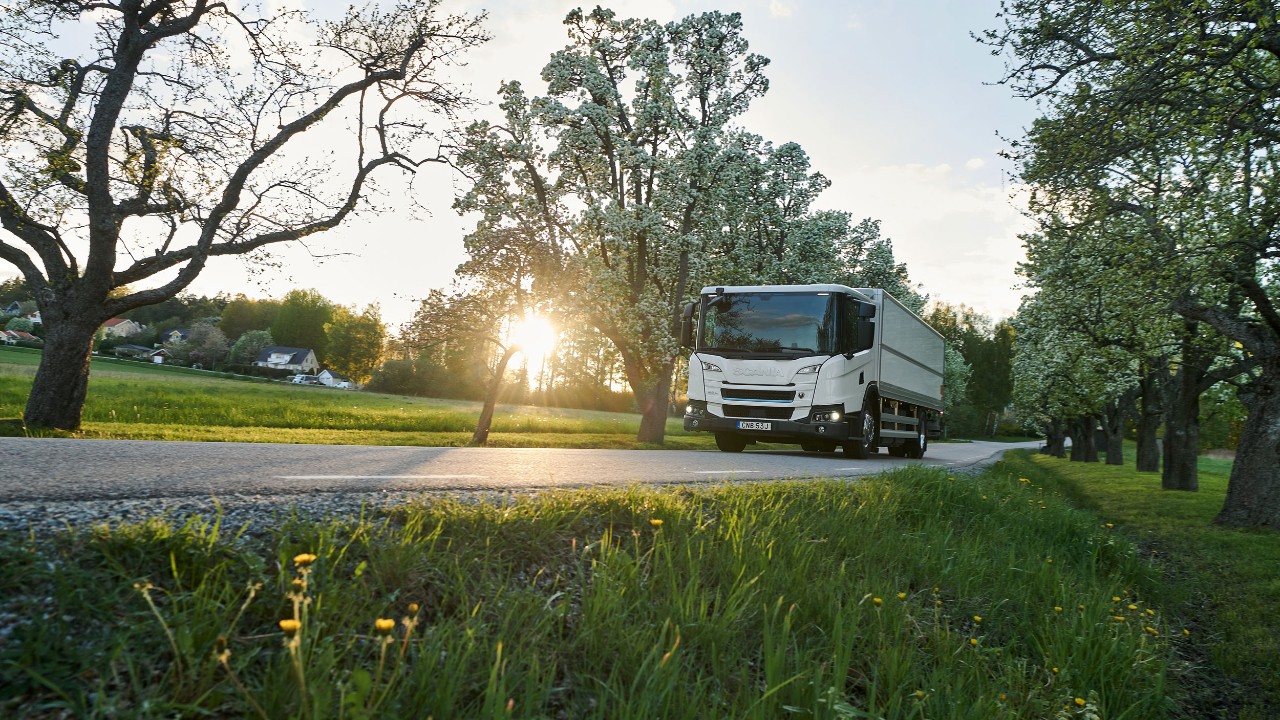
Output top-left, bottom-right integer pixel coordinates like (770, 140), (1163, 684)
(0, 346), (715, 448)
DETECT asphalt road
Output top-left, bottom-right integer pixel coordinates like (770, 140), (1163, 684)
(0, 437), (1036, 502)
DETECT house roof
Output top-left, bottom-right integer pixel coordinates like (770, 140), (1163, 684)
(103, 317), (133, 327)
(163, 328), (191, 340)
(3, 330), (40, 341)
(114, 344), (153, 352)
(319, 369), (349, 381)
(254, 345), (315, 364)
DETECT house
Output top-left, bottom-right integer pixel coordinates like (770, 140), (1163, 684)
(252, 346), (319, 373)
(150, 348), (171, 364)
(101, 317), (144, 337)
(113, 344), (154, 359)
(2, 301), (21, 316)
(1, 330), (41, 345)
(160, 328), (190, 344)
(316, 369), (352, 388)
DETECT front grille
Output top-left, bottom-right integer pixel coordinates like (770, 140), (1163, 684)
(723, 405), (793, 420)
(721, 388), (795, 402)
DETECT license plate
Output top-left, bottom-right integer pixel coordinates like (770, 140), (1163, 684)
(736, 421), (772, 430)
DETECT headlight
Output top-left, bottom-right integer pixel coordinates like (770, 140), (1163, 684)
(795, 364), (821, 375)
(701, 361), (722, 372)
(685, 401), (707, 418)
(811, 406), (843, 423)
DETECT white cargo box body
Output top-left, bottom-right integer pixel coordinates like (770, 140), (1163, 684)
(858, 288), (945, 411)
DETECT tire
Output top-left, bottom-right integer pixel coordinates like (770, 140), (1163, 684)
(904, 422), (927, 459)
(843, 405), (878, 459)
(715, 433), (747, 453)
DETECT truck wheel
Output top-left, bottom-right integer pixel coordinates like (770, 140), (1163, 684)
(715, 433), (747, 453)
(843, 408), (878, 459)
(905, 423), (927, 459)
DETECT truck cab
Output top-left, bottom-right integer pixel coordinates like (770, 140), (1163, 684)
(681, 284), (944, 457)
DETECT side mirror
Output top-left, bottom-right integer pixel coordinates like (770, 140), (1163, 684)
(857, 318), (875, 352)
(859, 303), (877, 318)
(680, 301), (696, 349)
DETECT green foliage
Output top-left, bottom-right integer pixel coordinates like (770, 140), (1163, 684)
(0, 465), (1183, 718)
(228, 329), (276, 366)
(271, 289), (334, 361)
(3, 316), (32, 332)
(324, 305), (386, 385)
(220, 296), (281, 342)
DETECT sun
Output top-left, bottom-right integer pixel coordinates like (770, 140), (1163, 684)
(508, 314), (558, 365)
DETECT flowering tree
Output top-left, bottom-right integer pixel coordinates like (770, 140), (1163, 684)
(0, 1), (487, 429)
(456, 9), (910, 442)
(989, 0), (1279, 525)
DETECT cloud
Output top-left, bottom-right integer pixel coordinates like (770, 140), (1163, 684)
(821, 163), (1032, 321)
(965, 157), (986, 170)
(770, 1), (793, 18)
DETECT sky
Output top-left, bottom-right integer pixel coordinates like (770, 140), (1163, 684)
(3, 0), (1039, 330)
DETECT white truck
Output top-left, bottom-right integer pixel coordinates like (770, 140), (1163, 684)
(680, 284), (945, 457)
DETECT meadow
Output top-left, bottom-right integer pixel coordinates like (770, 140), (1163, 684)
(0, 346), (713, 448)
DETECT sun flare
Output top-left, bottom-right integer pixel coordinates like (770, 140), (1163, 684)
(508, 315), (558, 365)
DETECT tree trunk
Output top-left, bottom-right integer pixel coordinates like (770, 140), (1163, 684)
(1162, 329), (1204, 491)
(1136, 363), (1165, 473)
(1041, 419), (1066, 457)
(471, 346), (517, 446)
(23, 319), (99, 430)
(1215, 364), (1280, 528)
(634, 359), (675, 444)
(1067, 416), (1098, 462)
(1101, 388), (1135, 466)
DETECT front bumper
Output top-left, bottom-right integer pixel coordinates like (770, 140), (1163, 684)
(684, 413), (852, 442)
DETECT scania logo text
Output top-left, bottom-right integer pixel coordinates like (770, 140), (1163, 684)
(732, 366), (783, 377)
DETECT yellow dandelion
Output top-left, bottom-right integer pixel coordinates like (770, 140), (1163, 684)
(1144, 626), (1160, 636)
(935, 599), (943, 607)
(873, 597), (883, 606)
(1105, 523), (1114, 528)
(1075, 697), (1086, 707)
(1054, 606), (1063, 612)
(293, 553), (318, 567)
(1078, 604), (1085, 610)
(1128, 604), (1138, 611)
(1051, 666), (1059, 673)
(897, 592), (907, 600)
(374, 618), (395, 636)
(999, 693), (1008, 702)
(914, 689), (925, 699)
(1113, 615), (1127, 622)
(1112, 596), (1121, 603)
(279, 619), (302, 637)
(969, 638), (979, 647)
(290, 578), (304, 591)
(649, 518), (663, 528)
(1046, 558), (1053, 564)
(408, 603), (420, 614)
(1146, 608), (1155, 616)
(1183, 628), (1191, 635)
(973, 615), (983, 623)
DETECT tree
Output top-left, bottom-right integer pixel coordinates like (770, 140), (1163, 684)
(271, 289), (335, 361)
(0, 1), (487, 429)
(228, 329), (274, 366)
(324, 304), (386, 385)
(455, 9), (856, 443)
(165, 323), (228, 368)
(5, 316), (33, 332)
(0, 275), (29, 306)
(219, 296), (280, 342)
(988, 0), (1279, 525)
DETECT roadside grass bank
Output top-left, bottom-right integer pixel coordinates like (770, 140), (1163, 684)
(1, 465), (1186, 719)
(1003, 450), (1280, 719)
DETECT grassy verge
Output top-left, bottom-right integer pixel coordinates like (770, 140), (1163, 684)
(1001, 450), (1280, 719)
(1, 465), (1185, 718)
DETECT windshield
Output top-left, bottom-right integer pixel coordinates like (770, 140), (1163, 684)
(698, 292), (837, 355)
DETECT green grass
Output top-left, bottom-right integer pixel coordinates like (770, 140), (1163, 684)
(1001, 450), (1280, 719)
(1, 464), (1188, 719)
(0, 345), (714, 448)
